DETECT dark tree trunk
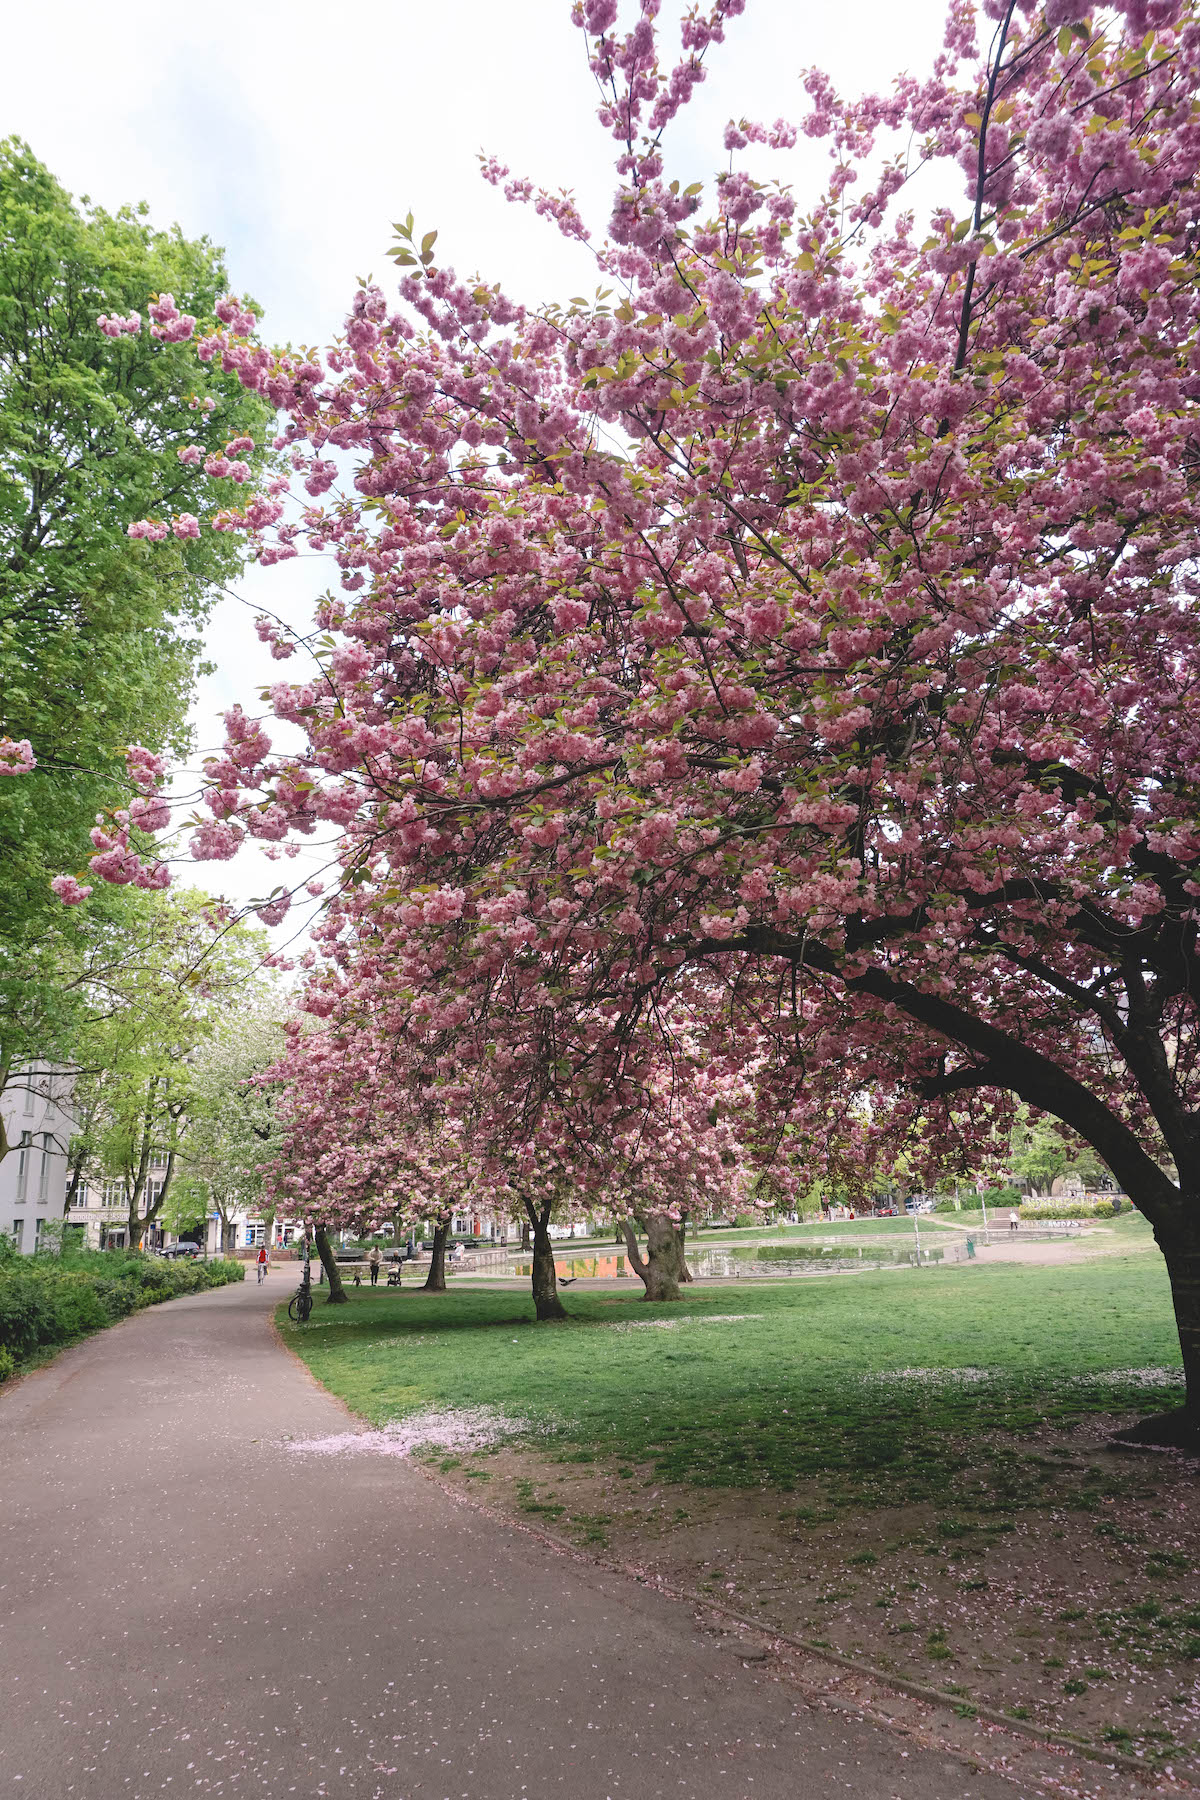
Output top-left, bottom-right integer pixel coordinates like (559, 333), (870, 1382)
(62, 1155), (84, 1220)
(520, 1218), (532, 1251)
(423, 1222), (448, 1293)
(525, 1198), (567, 1321)
(675, 1211), (694, 1283)
(313, 1225), (348, 1304)
(1114, 1218), (1200, 1449)
(621, 1211), (683, 1301)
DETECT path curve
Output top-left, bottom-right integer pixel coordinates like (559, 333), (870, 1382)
(0, 1273), (1019, 1799)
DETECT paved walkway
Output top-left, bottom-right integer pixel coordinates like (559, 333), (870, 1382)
(0, 1275), (1021, 1800)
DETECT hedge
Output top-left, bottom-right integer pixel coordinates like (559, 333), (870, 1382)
(1018, 1198), (1117, 1221)
(0, 1252), (245, 1376)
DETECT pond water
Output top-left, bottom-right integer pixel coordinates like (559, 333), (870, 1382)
(512, 1254), (631, 1279)
(511, 1242), (943, 1281)
(691, 1243), (943, 1275)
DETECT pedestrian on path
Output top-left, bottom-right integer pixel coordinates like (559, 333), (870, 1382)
(1009, 1208), (1020, 1233)
(368, 1246), (381, 1285)
(256, 1244), (269, 1284)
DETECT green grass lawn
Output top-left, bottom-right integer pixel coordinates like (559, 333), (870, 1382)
(279, 1249), (1180, 1510)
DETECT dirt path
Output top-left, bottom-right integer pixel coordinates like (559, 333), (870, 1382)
(0, 1272), (1041, 1800)
(969, 1234), (1141, 1266)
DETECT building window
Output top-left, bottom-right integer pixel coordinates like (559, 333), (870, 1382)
(245, 1223), (265, 1248)
(34, 1218), (45, 1251)
(22, 1079), (34, 1115)
(11, 1220), (23, 1248)
(37, 1134), (52, 1203)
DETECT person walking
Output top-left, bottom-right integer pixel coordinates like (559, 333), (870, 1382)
(256, 1243), (269, 1284)
(368, 1246), (382, 1286)
(1008, 1208), (1019, 1234)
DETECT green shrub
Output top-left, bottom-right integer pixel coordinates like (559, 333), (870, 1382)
(49, 1272), (111, 1339)
(979, 1186), (1023, 1210)
(1019, 1199), (1114, 1221)
(88, 1277), (141, 1322)
(0, 1346), (13, 1382)
(0, 1270), (58, 1357)
(934, 1198), (959, 1213)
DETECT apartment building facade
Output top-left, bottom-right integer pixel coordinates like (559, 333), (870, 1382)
(0, 1066), (75, 1252)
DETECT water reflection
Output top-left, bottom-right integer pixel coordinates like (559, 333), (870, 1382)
(691, 1244), (942, 1275)
(512, 1255), (630, 1279)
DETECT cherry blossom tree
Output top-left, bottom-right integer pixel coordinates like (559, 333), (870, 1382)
(261, 975), (753, 1315)
(86, 0), (1200, 1442)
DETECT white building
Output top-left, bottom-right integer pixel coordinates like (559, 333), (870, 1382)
(0, 1066), (75, 1253)
(67, 1159), (175, 1251)
(202, 1211), (305, 1256)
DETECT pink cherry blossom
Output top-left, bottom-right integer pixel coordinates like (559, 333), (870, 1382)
(49, 874), (92, 904)
(0, 736), (35, 776)
(69, 0), (1200, 1420)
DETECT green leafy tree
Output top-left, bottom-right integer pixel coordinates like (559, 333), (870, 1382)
(178, 994), (289, 1252)
(0, 138), (271, 1099)
(71, 891), (268, 1249)
(1009, 1114), (1109, 1198)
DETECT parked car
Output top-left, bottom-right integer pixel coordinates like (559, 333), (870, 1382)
(903, 1198), (936, 1215)
(873, 1205), (899, 1217)
(160, 1242), (201, 1258)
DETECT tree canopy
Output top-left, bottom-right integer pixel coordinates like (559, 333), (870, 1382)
(78, 0), (1200, 1441)
(0, 138), (271, 1077)
(67, 889), (270, 1249)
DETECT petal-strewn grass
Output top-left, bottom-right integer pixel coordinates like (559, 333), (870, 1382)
(278, 1250), (1178, 1505)
(279, 1249), (1200, 1766)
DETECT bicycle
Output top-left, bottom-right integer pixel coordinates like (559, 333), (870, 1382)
(256, 1258), (269, 1285)
(288, 1248), (314, 1323)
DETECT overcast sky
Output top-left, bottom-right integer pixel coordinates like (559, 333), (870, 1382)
(3, 0), (953, 930)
